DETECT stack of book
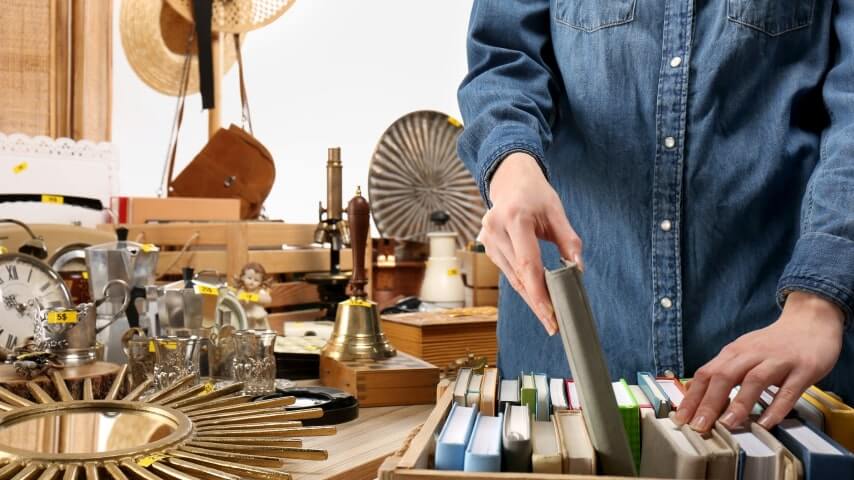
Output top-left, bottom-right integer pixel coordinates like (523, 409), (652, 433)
(436, 369), (854, 478)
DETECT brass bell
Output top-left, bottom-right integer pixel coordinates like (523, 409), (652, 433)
(321, 187), (396, 361)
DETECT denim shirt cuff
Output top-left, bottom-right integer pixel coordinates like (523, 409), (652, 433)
(777, 232), (854, 327)
(477, 125), (549, 208)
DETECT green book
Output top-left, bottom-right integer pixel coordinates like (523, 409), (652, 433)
(520, 373), (537, 418)
(612, 379), (641, 470)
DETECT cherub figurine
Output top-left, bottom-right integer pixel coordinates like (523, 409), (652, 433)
(233, 262), (273, 330)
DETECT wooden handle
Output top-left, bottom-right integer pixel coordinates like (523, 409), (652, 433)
(348, 188), (370, 297)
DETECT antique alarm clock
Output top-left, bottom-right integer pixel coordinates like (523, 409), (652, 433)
(0, 252), (71, 349)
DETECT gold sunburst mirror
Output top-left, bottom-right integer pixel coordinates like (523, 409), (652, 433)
(0, 366), (334, 479)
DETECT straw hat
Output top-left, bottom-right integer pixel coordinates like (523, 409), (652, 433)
(120, 0), (240, 96)
(164, 0), (297, 33)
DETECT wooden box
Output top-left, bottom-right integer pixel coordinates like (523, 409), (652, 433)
(111, 197), (241, 224)
(382, 309), (498, 368)
(378, 384), (637, 480)
(458, 251), (499, 307)
(319, 352), (439, 407)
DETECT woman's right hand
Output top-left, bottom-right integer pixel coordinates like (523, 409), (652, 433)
(479, 152), (584, 335)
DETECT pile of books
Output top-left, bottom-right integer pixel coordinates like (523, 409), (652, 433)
(436, 368), (854, 478)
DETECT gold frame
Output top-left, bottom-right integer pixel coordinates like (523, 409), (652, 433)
(0, 367), (335, 479)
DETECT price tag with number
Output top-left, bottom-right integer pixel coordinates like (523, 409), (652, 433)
(47, 310), (78, 324)
(41, 194), (64, 205)
(347, 298), (372, 308)
(141, 243), (158, 253)
(194, 284), (219, 296)
(137, 454), (168, 467)
(238, 291), (260, 302)
(447, 268), (460, 277)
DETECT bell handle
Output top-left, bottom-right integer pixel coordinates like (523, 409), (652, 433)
(347, 187), (370, 298)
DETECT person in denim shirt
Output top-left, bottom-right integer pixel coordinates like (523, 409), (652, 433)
(458, 0), (853, 433)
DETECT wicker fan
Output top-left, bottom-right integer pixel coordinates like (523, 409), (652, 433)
(165, 0), (298, 33)
(368, 111), (485, 248)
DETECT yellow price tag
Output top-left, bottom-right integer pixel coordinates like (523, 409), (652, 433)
(202, 381), (215, 395)
(12, 162), (27, 174)
(347, 298), (372, 308)
(447, 268), (460, 277)
(194, 285), (219, 296)
(41, 194), (64, 205)
(141, 243), (157, 253)
(447, 116), (463, 128)
(238, 291), (260, 302)
(137, 454), (167, 467)
(150, 340), (177, 353)
(0, 246), (7, 254)
(47, 311), (78, 324)
(82, 271), (89, 279)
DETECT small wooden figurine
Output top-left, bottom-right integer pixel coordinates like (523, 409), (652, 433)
(234, 262), (273, 330)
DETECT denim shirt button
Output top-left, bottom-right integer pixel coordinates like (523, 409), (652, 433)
(660, 297), (673, 309)
(663, 369), (676, 378)
(670, 56), (682, 68)
(660, 219), (672, 232)
(664, 136), (677, 149)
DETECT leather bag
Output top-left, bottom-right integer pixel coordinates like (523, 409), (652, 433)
(162, 34), (274, 219)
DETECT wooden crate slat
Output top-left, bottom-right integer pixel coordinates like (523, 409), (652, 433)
(248, 249), (353, 274)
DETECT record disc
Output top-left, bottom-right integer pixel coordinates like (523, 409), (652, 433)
(368, 111), (485, 248)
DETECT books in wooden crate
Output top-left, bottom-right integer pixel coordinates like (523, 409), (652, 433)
(381, 307), (497, 368)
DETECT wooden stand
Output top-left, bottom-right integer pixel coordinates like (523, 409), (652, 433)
(319, 352), (439, 408)
(0, 361), (122, 402)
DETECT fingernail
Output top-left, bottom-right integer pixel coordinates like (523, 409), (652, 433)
(672, 411), (688, 426)
(689, 415), (708, 432)
(571, 253), (584, 272)
(757, 415), (775, 430)
(720, 411), (738, 428)
(547, 324), (557, 336)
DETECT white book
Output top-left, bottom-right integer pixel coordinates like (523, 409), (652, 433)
(550, 378), (568, 410)
(656, 379), (684, 408)
(499, 379), (520, 408)
(779, 418), (843, 455)
(630, 385), (652, 409)
(660, 417), (697, 456)
(466, 373), (483, 407)
(532, 419), (562, 473)
(612, 381), (637, 407)
(469, 414), (502, 455)
(534, 374), (550, 421)
(454, 368), (473, 406)
(732, 429), (776, 480)
(567, 381), (581, 410)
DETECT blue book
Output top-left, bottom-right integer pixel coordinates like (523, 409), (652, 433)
(637, 371), (672, 418)
(773, 418), (854, 480)
(464, 413), (503, 472)
(435, 403), (478, 471)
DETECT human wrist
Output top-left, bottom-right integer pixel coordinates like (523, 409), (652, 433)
(489, 152), (547, 204)
(781, 291), (845, 331)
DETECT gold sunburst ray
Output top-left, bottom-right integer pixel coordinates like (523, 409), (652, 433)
(0, 369), (335, 479)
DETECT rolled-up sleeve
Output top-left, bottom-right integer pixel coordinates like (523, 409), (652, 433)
(777, 0), (854, 324)
(457, 0), (558, 207)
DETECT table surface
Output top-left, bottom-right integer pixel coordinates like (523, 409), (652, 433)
(284, 381), (434, 480)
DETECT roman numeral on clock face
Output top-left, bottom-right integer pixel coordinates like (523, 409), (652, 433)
(5, 265), (17, 281)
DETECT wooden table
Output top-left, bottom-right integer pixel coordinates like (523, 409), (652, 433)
(287, 402), (433, 480)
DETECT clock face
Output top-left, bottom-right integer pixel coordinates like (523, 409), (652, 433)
(0, 253), (72, 349)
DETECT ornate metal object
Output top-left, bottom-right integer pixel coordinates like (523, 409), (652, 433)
(0, 366), (334, 478)
(368, 110), (485, 248)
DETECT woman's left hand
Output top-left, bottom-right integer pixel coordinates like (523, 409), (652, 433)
(674, 291), (845, 432)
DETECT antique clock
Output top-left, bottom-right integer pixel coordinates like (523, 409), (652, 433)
(0, 252), (71, 349)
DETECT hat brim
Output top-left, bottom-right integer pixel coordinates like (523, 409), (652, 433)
(120, 0), (239, 96)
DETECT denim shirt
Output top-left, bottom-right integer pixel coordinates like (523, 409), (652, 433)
(457, 0), (854, 401)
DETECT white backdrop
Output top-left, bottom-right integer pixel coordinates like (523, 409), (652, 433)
(112, 0), (474, 224)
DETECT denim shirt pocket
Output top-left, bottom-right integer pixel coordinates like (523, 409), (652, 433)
(553, 0), (636, 33)
(727, 0), (816, 37)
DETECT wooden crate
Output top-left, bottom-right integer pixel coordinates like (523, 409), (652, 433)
(382, 309), (497, 369)
(99, 222), (370, 308)
(378, 385), (639, 480)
